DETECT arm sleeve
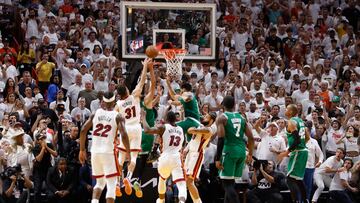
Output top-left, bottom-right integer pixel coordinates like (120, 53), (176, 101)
(215, 137), (224, 161)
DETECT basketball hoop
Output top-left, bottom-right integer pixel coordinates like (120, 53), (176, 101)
(159, 49), (187, 79)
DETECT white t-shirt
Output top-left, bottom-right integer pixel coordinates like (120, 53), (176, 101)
(315, 156), (343, 176)
(256, 131), (286, 163)
(291, 90), (309, 104)
(4, 65), (18, 81)
(330, 170), (351, 191)
(204, 94), (223, 109)
(70, 107), (91, 124)
(94, 80), (108, 92)
(306, 138), (324, 168)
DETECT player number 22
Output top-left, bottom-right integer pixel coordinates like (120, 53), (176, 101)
(125, 106), (136, 119)
(93, 124), (112, 137)
(169, 135), (181, 147)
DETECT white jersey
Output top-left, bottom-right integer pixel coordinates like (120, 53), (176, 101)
(116, 95), (141, 125)
(188, 124), (217, 153)
(161, 124), (184, 154)
(91, 109), (119, 154)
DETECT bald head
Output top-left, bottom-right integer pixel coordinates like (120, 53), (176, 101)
(286, 104), (298, 118)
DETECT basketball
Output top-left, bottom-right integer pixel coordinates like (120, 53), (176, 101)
(145, 45), (159, 58)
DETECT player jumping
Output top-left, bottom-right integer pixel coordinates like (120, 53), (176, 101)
(115, 58), (152, 195)
(79, 91), (130, 203)
(166, 77), (201, 141)
(143, 110), (187, 203)
(278, 104), (309, 203)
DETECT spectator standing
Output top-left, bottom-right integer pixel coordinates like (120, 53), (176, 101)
(36, 53), (56, 96)
(32, 132), (58, 203)
(312, 148), (345, 203)
(304, 136), (324, 200)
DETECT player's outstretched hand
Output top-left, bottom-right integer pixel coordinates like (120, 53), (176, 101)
(79, 150), (87, 165)
(215, 161), (224, 170)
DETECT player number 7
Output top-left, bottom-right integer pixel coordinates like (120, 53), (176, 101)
(233, 123), (241, 137)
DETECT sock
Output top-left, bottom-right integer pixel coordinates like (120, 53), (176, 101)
(127, 171), (133, 179)
(91, 200), (99, 203)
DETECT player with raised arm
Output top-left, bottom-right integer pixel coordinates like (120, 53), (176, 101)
(184, 112), (217, 203)
(215, 95), (254, 203)
(278, 104), (309, 203)
(166, 77), (201, 141)
(131, 58), (156, 198)
(115, 58), (152, 195)
(79, 91), (130, 203)
(143, 110), (187, 203)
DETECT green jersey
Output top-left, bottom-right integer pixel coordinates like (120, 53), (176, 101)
(179, 94), (201, 121)
(141, 101), (156, 153)
(286, 117), (307, 150)
(223, 112), (246, 157)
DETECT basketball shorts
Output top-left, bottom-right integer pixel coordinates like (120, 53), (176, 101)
(287, 149), (308, 180)
(158, 153), (185, 183)
(219, 151), (245, 180)
(91, 152), (120, 179)
(118, 123), (142, 152)
(185, 151), (204, 179)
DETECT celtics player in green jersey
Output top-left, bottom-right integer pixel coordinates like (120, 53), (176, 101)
(215, 96), (254, 203)
(131, 60), (156, 198)
(166, 77), (201, 141)
(278, 104), (310, 203)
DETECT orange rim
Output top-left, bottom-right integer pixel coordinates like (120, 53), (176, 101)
(159, 49), (187, 59)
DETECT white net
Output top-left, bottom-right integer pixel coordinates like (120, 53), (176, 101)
(160, 49), (186, 79)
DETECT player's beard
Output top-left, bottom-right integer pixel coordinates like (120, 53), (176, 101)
(201, 121), (209, 126)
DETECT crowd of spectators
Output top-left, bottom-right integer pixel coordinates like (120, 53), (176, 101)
(0, 0), (359, 203)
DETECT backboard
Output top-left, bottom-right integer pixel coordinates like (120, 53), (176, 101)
(120, 1), (217, 61)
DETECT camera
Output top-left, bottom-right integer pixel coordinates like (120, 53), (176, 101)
(0, 164), (22, 179)
(252, 158), (268, 170)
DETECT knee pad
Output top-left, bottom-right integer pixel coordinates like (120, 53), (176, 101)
(94, 177), (106, 190)
(105, 177), (117, 199)
(158, 177), (166, 194)
(176, 181), (187, 200)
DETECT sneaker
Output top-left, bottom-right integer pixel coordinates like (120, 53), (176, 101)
(123, 178), (132, 195)
(147, 151), (160, 163)
(133, 181), (143, 198)
(115, 185), (122, 197)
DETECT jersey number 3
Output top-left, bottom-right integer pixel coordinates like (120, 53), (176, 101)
(169, 135), (181, 147)
(93, 124), (111, 137)
(125, 106), (136, 119)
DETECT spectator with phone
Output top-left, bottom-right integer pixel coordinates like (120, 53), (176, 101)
(247, 160), (285, 203)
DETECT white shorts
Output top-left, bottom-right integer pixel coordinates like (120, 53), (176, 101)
(158, 153), (185, 183)
(185, 151), (204, 179)
(91, 152), (120, 179)
(118, 123), (142, 152)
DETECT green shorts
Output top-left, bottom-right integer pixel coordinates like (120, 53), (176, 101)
(219, 152), (245, 179)
(287, 149), (308, 180)
(176, 117), (201, 142)
(140, 132), (155, 154)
